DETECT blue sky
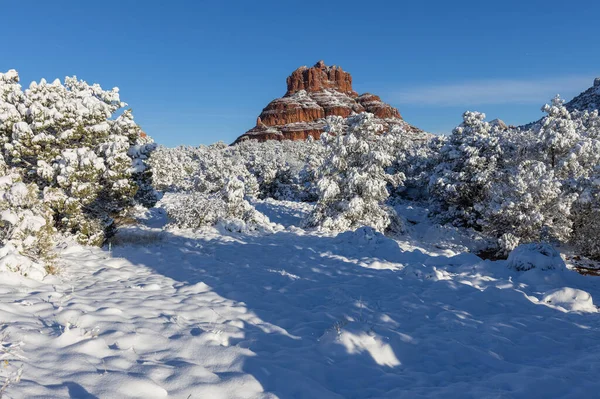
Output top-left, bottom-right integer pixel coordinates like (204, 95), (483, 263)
(2, 0), (599, 147)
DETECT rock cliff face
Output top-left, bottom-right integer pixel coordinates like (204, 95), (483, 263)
(235, 61), (420, 143)
(286, 60), (356, 96)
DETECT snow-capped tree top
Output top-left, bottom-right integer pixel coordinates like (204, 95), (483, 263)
(542, 95), (571, 119)
(0, 69), (19, 83)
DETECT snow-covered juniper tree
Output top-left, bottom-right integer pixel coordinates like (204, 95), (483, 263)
(387, 127), (444, 201)
(0, 70), (155, 246)
(478, 160), (576, 255)
(537, 95), (580, 171)
(525, 98), (600, 258)
(303, 113), (404, 233)
(571, 165), (600, 260)
(428, 111), (503, 228)
(0, 156), (55, 278)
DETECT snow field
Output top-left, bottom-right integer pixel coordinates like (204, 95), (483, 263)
(1, 201), (600, 398)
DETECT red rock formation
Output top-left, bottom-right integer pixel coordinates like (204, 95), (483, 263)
(357, 93), (401, 119)
(258, 95), (325, 126)
(285, 60), (357, 96)
(234, 61), (420, 144)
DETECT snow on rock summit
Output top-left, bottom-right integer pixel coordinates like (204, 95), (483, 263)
(234, 60), (422, 143)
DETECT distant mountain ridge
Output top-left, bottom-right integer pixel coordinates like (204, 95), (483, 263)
(565, 78), (600, 112)
(519, 77), (600, 130)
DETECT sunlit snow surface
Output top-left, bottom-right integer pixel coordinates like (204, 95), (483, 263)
(1, 200), (600, 398)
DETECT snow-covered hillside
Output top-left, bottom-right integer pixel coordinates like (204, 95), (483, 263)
(1, 200), (599, 398)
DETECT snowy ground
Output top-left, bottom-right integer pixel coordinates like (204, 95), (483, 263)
(1, 200), (600, 398)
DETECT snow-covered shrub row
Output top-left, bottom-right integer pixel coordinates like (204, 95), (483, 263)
(230, 137), (326, 202)
(149, 143), (265, 230)
(149, 142), (259, 197)
(429, 96), (600, 258)
(149, 138), (325, 202)
(0, 69), (156, 249)
(162, 177), (274, 233)
(150, 113), (421, 233)
(149, 98), (599, 257)
(149, 135), (329, 231)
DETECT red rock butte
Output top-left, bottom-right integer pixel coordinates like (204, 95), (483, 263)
(234, 61), (419, 144)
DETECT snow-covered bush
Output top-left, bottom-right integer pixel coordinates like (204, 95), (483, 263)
(480, 160), (576, 249)
(232, 138), (325, 202)
(150, 136), (326, 204)
(190, 145), (259, 199)
(150, 141), (289, 232)
(0, 172), (54, 279)
(149, 143), (259, 198)
(303, 113), (404, 233)
(163, 177), (273, 233)
(389, 132), (443, 201)
(541, 288), (596, 313)
(497, 233), (521, 257)
(147, 145), (199, 192)
(0, 70), (155, 246)
(428, 111), (503, 228)
(571, 168), (600, 259)
(506, 243), (566, 271)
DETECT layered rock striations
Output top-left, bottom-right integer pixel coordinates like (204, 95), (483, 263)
(285, 60), (356, 96)
(235, 61), (421, 143)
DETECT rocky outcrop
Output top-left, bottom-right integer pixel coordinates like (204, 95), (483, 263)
(234, 61), (421, 143)
(565, 77), (600, 113)
(286, 60), (356, 96)
(357, 93), (401, 119)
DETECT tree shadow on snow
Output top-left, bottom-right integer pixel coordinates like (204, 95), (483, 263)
(110, 228), (428, 397)
(110, 227), (600, 398)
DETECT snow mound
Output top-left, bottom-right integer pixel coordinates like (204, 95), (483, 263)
(507, 243), (566, 271)
(319, 321), (401, 367)
(215, 217), (280, 234)
(336, 226), (399, 253)
(0, 243), (46, 280)
(542, 287), (597, 313)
